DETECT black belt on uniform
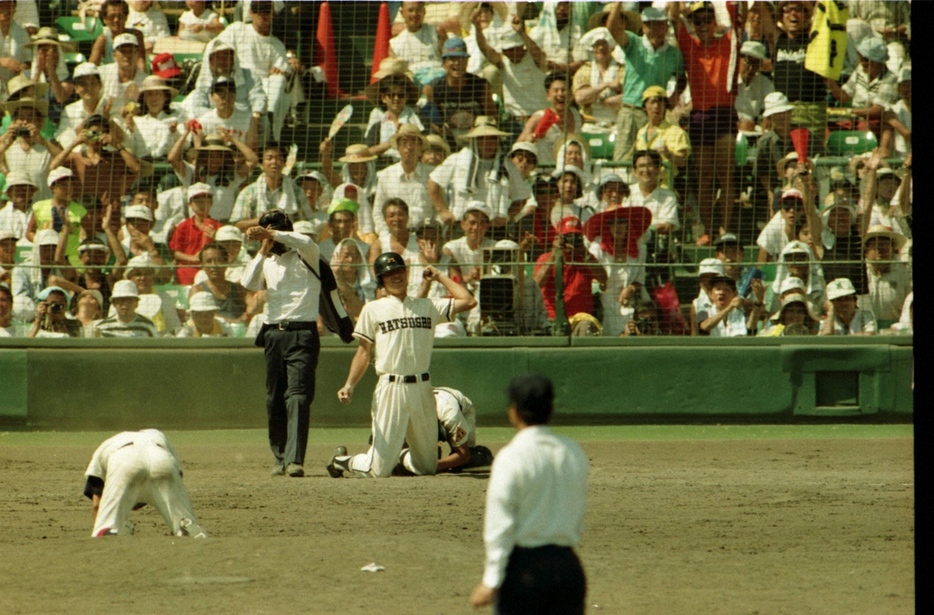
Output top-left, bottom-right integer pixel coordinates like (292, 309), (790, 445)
(387, 372), (430, 384)
(272, 321), (316, 331)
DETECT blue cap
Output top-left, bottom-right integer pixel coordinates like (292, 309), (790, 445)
(641, 7), (668, 22)
(441, 36), (470, 59)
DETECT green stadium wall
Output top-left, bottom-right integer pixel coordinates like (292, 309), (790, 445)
(0, 337), (913, 430)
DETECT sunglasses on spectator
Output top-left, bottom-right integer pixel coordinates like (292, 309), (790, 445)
(780, 200), (801, 211)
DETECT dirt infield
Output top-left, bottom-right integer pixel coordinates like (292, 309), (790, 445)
(0, 428), (913, 614)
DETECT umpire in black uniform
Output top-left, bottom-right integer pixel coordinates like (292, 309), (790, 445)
(242, 210), (321, 478)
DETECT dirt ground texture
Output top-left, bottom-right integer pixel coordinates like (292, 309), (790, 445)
(0, 428), (914, 615)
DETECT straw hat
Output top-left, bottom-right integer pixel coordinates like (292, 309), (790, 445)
(465, 116), (509, 139)
(364, 58), (418, 106)
(338, 144), (377, 164)
(2, 95), (49, 118)
(27, 26), (78, 52)
(863, 225), (907, 251)
(389, 123), (428, 149)
(424, 134), (451, 157)
(139, 75), (179, 99)
(769, 292), (820, 324)
(588, 7), (642, 32)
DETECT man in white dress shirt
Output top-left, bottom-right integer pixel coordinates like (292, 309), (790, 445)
(470, 372), (589, 612)
(241, 209), (322, 478)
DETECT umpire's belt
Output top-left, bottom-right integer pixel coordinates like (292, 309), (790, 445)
(387, 372), (430, 384)
(272, 321), (316, 331)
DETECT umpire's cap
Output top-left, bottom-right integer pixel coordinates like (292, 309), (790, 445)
(373, 252), (407, 287)
(258, 209), (293, 232)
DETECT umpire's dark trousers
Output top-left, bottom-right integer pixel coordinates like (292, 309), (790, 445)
(264, 327), (320, 466)
(496, 545), (586, 615)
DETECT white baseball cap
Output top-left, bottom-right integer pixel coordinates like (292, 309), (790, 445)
(72, 62), (100, 80)
(494, 239), (520, 250)
(215, 225), (243, 243)
(47, 167), (75, 188)
(698, 257), (725, 277)
(4, 171), (38, 191)
(763, 92), (795, 118)
(740, 40), (767, 60)
(34, 229), (60, 246)
(189, 291), (220, 312)
(187, 182), (213, 200)
(463, 200), (493, 221)
(111, 279), (140, 299)
(78, 239), (109, 254)
(125, 253), (156, 277)
(826, 278), (857, 300)
(113, 32), (139, 49)
(124, 204), (154, 222)
(779, 276), (806, 295)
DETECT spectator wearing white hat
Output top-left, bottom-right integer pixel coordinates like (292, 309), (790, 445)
(183, 38), (266, 132)
(99, 32), (148, 110)
(72, 288), (105, 336)
(0, 89), (60, 202)
(758, 292), (821, 336)
(363, 58), (425, 165)
(860, 225), (910, 326)
(572, 22), (623, 128)
(10, 228), (66, 321)
(28, 285), (80, 338)
(169, 182), (222, 285)
(735, 40), (775, 131)
(88, 0), (147, 67)
(215, 0), (291, 141)
(859, 153), (910, 243)
(24, 167), (86, 265)
(193, 224), (251, 285)
(767, 239), (825, 314)
(95, 278), (158, 337)
(176, 290), (231, 337)
(818, 195), (865, 295)
(55, 62), (106, 151)
(0, 172), (37, 240)
(114, 203), (168, 280)
(25, 27), (75, 120)
(820, 278), (876, 336)
(689, 257), (723, 336)
(471, 10), (548, 140)
(119, 253), (182, 335)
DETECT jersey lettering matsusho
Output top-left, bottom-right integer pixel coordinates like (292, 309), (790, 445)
(354, 295), (455, 376)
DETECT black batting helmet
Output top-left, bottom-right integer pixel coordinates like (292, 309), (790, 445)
(258, 209), (293, 232)
(373, 252), (407, 287)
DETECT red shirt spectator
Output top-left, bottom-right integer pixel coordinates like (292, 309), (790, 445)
(169, 183), (221, 284)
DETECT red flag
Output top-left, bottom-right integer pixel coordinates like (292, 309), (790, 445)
(316, 2), (343, 98)
(371, 2), (391, 84)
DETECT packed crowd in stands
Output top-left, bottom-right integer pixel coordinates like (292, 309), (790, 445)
(0, 0), (912, 339)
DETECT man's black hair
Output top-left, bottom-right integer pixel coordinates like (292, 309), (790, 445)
(507, 373), (554, 426)
(633, 149), (662, 167)
(544, 71), (569, 91)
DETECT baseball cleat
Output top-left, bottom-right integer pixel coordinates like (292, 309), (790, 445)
(286, 463), (305, 477)
(270, 463), (286, 476)
(326, 446), (348, 478)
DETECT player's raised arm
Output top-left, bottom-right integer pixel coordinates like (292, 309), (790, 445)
(424, 265), (477, 313)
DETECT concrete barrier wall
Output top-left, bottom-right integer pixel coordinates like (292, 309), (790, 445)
(0, 337), (913, 430)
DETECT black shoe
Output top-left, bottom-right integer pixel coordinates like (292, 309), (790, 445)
(326, 446), (348, 478)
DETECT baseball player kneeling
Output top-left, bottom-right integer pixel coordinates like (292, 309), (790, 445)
(83, 429), (207, 538)
(330, 252), (477, 478)
(434, 386), (494, 473)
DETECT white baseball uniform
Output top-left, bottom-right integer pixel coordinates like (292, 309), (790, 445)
(84, 429), (206, 538)
(434, 387), (477, 449)
(343, 295), (456, 477)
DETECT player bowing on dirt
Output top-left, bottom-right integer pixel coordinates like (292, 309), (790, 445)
(329, 252), (476, 478)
